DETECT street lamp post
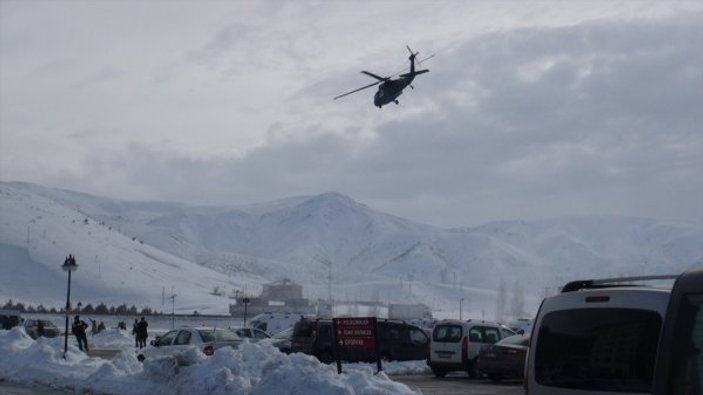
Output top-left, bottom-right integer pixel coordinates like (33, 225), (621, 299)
(460, 298), (464, 320)
(62, 254), (78, 358)
(242, 297), (251, 326)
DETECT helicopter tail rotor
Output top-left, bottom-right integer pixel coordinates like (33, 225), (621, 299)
(407, 45), (419, 61)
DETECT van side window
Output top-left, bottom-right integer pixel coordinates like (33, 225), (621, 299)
(484, 328), (500, 344)
(469, 327), (482, 342)
(668, 293), (703, 394)
(318, 324), (332, 339)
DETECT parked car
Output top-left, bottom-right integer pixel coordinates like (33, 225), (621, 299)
(427, 319), (516, 378)
(291, 318), (429, 364)
(476, 334), (529, 382)
(248, 312), (313, 335)
(231, 327), (271, 341)
(505, 318), (533, 334)
(23, 319), (60, 339)
(525, 272), (696, 395)
(265, 326), (294, 354)
(137, 327), (242, 362)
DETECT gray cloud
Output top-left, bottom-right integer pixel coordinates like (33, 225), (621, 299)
(2, 4), (701, 228)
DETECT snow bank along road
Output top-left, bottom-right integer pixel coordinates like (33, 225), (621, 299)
(0, 328), (422, 395)
(1, 328), (523, 395)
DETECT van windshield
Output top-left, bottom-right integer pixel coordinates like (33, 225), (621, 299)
(535, 308), (661, 392)
(293, 321), (314, 338)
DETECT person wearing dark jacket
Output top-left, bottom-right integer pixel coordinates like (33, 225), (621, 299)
(132, 319), (139, 347)
(137, 317), (149, 348)
(71, 315), (89, 352)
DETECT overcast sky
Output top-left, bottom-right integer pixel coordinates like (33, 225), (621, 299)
(1, 1), (702, 228)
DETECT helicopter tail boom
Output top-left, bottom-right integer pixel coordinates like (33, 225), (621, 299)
(399, 69), (429, 78)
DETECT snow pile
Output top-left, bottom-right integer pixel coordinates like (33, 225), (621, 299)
(0, 329), (420, 395)
(89, 328), (137, 348)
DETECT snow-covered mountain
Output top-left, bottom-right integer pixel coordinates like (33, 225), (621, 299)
(1, 181), (701, 316)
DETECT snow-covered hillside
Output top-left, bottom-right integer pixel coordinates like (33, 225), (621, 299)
(1, 181), (701, 317)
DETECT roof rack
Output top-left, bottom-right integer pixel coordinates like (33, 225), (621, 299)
(561, 274), (679, 293)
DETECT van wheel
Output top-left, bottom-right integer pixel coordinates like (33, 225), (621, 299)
(468, 359), (481, 378)
(431, 367), (448, 378)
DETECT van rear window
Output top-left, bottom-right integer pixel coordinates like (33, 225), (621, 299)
(433, 325), (463, 343)
(535, 308), (661, 393)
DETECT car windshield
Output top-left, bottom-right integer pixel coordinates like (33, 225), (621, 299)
(272, 327), (293, 339)
(198, 329), (241, 342)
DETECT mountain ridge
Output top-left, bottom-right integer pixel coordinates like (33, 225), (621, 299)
(1, 181), (701, 316)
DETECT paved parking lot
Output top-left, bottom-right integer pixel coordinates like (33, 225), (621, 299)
(392, 374), (523, 395)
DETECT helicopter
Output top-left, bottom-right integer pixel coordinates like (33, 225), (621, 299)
(334, 46), (433, 108)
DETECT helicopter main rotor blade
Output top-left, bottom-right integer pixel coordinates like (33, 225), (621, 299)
(361, 70), (388, 81)
(333, 80), (383, 100)
(416, 53), (435, 67)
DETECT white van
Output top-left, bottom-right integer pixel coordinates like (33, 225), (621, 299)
(525, 274), (682, 395)
(428, 319), (516, 378)
(248, 312), (313, 335)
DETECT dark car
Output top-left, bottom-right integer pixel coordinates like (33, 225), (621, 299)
(23, 319), (61, 339)
(291, 318), (429, 364)
(477, 334), (529, 381)
(291, 319), (336, 363)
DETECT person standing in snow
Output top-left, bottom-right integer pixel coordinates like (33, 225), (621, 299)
(132, 319), (139, 347)
(137, 317), (149, 348)
(71, 315), (89, 352)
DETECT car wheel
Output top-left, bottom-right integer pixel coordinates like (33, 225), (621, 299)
(488, 373), (503, 382)
(431, 367), (448, 378)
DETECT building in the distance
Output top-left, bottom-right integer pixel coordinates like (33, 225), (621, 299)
(229, 278), (315, 316)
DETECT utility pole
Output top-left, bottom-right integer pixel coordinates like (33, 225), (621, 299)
(170, 286), (176, 329)
(327, 262), (332, 304)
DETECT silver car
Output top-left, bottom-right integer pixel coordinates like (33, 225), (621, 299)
(137, 327), (242, 362)
(231, 327), (271, 341)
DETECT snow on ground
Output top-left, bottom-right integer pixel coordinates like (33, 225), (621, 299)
(0, 328), (425, 394)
